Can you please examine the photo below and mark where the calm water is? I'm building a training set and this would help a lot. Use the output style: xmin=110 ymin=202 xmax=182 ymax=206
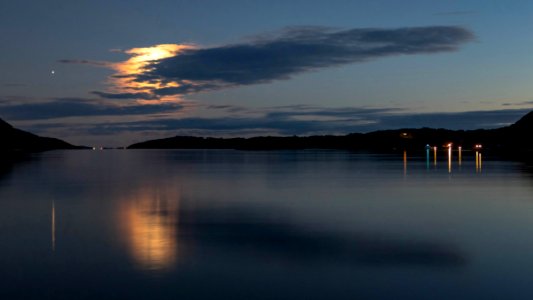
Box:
xmin=1 ymin=149 xmax=533 ymax=299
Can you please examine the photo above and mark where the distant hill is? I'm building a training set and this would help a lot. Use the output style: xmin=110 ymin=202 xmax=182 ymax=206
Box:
xmin=128 ymin=110 xmax=533 ymax=153
xmin=510 ymin=111 xmax=533 ymax=130
xmin=0 ymin=118 xmax=83 ymax=152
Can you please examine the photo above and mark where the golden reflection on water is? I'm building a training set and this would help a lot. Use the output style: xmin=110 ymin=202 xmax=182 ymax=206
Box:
xmin=458 ymin=147 xmax=462 ymax=166
xmin=476 ymin=151 xmax=483 ymax=173
xmin=447 ymin=147 xmax=452 ymax=173
xmin=119 ymin=189 xmax=179 ymax=272
xmin=403 ymin=150 xmax=407 ymax=176
xmin=433 ymin=147 xmax=437 ymax=167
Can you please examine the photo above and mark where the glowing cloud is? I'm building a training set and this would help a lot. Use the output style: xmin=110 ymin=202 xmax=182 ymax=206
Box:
xmin=67 ymin=26 xmax=473 ymax=101
xmin=110 ymin=44 xmax=194 ymax=101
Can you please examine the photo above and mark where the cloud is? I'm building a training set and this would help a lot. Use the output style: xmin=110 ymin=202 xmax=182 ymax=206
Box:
xmin=206 ymin=104 xmax=249 ymax=113
xmin=433 ymin=10 xmax=477 ymax=16
xmin=90 ymin=91 xmax=159 ymax=100
xmin=18 ymin=106 xmax=531 ymax=147
xmin=264 ymin=106 xmax=399 ymax=121
xmin=85 ymin=26 xmax=474 ymax=99
xmin=2 ymin=83 xmax=27 ymax=87
xmin=57 ymin=59 xmax=111 ymax=67
xmin=502 ymin=101 xmax=533 ymax=107
xmin=372 ymin=109 xmax=531 ymax=129
xmin=131 ymin=26 xmax=474 ymax=96
xmin=0 ymin=98 xmax=183 ymax=120
xmin=47 ymin=107 xmax=530 ymax=137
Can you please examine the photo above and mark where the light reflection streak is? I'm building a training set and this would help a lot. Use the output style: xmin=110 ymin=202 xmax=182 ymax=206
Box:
xmin=426 ymin=148 xmax=430 ymax=170
xmin=433 ymin=147 xmax=437 ymax=167
xmin=458 ymin=147 xmax=462 ymax=167
xmin=119 ymin=188 xmax=180 ymax=272
xmin=475 ymin=151 xmax=482 ymax=173
xmin=403 ymin=150 xmax=407 ymax=176
xmin=51 ymin=201 xmax=55 ymax=252
xmin=447 ymin=147 xmax=452 ymax=173
xmin=402 ymin=147 xmax=483 ymax=175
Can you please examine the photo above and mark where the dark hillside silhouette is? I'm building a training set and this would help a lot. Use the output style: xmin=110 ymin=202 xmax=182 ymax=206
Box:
xmin=128 ymin=111 xmax=533 ymax=153
xmin=0 ymin=118 xmax=83 ymax=153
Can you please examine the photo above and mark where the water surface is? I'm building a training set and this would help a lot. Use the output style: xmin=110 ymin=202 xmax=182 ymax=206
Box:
xmin=1 ymin=150 xmax=533 ymax=299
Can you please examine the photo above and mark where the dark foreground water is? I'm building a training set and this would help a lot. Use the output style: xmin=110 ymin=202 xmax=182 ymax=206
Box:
xmin=1 ymin=149 xmax=533 ymax=299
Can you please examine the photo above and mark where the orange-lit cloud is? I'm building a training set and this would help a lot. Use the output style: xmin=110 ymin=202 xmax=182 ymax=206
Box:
xmin=130 ymin=26 xmax=473 ymax=97
xmin=63 ymin=26 xmax=473 ymax=102
xmin=110 ymin=44 xmax=195 ymax=102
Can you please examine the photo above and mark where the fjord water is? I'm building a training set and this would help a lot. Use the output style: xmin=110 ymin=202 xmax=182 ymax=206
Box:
xmin=1 ymin=150 xmax=533 ymax=299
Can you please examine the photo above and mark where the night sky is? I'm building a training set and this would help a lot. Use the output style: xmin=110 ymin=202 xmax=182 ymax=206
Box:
xmin=1 ymin=0 xmax=533 ymax=146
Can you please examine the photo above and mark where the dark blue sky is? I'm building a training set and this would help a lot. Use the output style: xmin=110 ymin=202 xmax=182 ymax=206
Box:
xmin=1 ymin=0 xmax=532 ymax=146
